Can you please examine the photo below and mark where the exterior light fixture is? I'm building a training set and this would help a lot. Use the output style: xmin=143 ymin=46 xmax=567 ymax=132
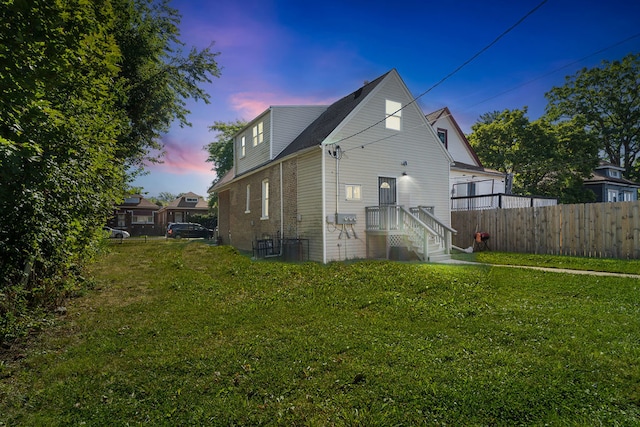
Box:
xmin=401 ymin=161 xmax=408 ymax=166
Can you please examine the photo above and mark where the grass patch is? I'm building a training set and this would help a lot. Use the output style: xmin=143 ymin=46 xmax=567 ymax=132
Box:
xmin=475 ymin=251 xmax=640 ymax=275
xmin=1 ymin=241 xmax=639 ymax=425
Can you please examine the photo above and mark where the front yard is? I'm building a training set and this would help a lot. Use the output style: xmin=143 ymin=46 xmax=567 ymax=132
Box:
xmin=1 ymin=240 xmax=639 ymax=425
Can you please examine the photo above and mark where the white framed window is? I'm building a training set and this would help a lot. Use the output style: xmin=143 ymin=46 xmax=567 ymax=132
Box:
xmin=622 ymin=191 xmax=633 ymax=201
xmin=345 ymin=184 xmax=361 ymax=201
xmin=261 ymin=179 xmax=269 ymax=219
xmin=437 ymin=128 xmax=448 ymax=148
xmin=240 ymin=136 xmax=246 ymax=157
xmin=132 ymin=214 xmax=154 ymax=224
xmin=186 ymin=197 xmax=198 ymax=203
xmin=607 ymin=189 xmax=618 ymax=202
xmin=385 ymin=100 xmax=402 ymax=131
xmin=245 ymin=184 xmax=251 ymax=213
xmin=253 ymin=122 xmax=263 ymax=146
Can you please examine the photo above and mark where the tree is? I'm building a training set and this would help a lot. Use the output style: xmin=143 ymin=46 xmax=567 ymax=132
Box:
xmin=204 ymin=120 xmax=247 ymax=210
xmin=1 ymin=0 xmax=125 ymax=338
xmin=468 ymin=108 xmax=598 ymax=203
xmin=545 ymin=53 xmax=640 ymax=181
xmin=111 ymin=0 xmax=222 ymax=170
xmin=0 ymin=0 xmax=222 ymax=341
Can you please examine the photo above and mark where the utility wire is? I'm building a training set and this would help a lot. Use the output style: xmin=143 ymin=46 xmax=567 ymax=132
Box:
xmin=329 ymin=0 xmax=549 ymax=146
xmin=466 ymin=32 xmax=640 ymax=109
xmin=345 ymin=31 xmax=640 ymax=154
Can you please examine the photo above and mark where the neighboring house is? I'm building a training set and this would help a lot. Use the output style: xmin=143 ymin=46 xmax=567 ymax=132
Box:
xmin=211 ymin=69 xmax=455 ymax=263
xmin=427 ymin=107 xmax=557 ymax=211
xmin=157 ymin=192 xmax=210 ymax=230
xmin=107 ymin=194 xmax=162 ymax=236
xmin=426 ymin=107 xmax=506 ymax=198
xmin=584 ymin=161 xmax=640 ymax=202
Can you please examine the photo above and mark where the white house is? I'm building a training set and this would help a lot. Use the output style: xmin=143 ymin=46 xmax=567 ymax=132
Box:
xmin=426 ymin=107 xmax=506 ymax=198
xmin=212 ymin=70 xmax=455 ymax=262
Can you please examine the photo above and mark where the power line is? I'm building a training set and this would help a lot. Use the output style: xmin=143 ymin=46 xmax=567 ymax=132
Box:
xmin=466 ymin=32 xmax=640 ymax=109
xmin=329 ymin=0 xmax=549 ymax=146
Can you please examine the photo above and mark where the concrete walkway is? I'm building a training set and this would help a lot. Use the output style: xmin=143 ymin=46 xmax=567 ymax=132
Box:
xmin=438 ymin=259 xmax=640 ymax=279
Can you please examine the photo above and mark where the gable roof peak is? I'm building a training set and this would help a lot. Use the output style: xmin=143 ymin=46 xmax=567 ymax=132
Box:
xmin=274 ymin=69 xmax=395 ymax=159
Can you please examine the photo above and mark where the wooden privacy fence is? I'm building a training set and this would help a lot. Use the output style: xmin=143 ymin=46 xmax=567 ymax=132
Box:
xmin=451 ymin=201 xmax=640 ymax=259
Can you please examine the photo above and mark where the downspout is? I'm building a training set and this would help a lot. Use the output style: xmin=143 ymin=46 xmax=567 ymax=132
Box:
xmin=279 ymin=161 xmax=284 ymax=256
xmin=322 ymin=145 xmax=327 ymax=264
xmin=265 ymin=161 xmax=284 ymax=258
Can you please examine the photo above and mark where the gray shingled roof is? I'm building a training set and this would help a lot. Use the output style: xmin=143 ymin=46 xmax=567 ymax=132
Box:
xmin=275 ymin=70 xmax=391 ymax=160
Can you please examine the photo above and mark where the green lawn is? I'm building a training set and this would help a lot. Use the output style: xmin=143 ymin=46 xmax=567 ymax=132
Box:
xmin=1 ymin=241 xmax=639 ymax=425
xmin=473 ymin=251 xmax=640 ymax=275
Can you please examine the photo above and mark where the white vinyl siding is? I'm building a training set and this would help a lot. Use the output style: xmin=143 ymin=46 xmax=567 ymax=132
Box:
xmin=322 ymin=72 xmax=451 ymax=261
xmin=432 ymin=115 xmax=478 ymax=166
xmin=297 ymin=151 xmax=324 ymax=262
xmin=237 ymin=112 xmax=271 ymax=174
xmin=270 ymin=106 xmax=327 ymax=158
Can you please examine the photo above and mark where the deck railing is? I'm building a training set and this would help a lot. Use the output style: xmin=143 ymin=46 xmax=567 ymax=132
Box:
xmin=451 ymin=193 xmax=557 ymax=211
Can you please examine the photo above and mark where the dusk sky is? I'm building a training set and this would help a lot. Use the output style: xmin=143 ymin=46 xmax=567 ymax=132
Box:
xmin=132 ymin=0 xmax=640 ymax=199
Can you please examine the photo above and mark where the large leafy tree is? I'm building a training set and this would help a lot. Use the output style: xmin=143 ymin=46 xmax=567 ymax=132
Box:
xmin=0 ymin=0 xmax=125 ymax=336
xmin=468 ymin=108 xmax=598 ymax=203
xmin=205 ymin=120 xmax=247 ymax=210
xmin=112 ymin=0 xmax=221 ymax=170
xmin=545 ymin=53 xmax=640 ymax=181
xmin=0 ymin=0 xmax=221 ymax=341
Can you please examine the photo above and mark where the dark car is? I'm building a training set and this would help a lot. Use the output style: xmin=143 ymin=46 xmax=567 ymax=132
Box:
xmin=166 ymin=222 xmax=214 ymax=239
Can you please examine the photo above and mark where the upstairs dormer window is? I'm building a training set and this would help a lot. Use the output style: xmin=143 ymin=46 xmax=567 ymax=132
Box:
xmin=124 ymin=197 xmax=140 ymax=204
xmin=437 ymin=128 xmax=448 ymax=148
xmin=253 ymin=122 xmax=263 ymax=146
xmin=608 ymin=169 xmax=621 ymax=178
xmin=185 ymin=197 xmax=199 ymax=203
xmin=385 ymin=100 xmax=402 ymax=131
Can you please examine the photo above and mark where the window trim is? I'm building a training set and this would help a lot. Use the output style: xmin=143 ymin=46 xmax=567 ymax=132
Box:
xmin=245 ymin=184 xmax=251 ymax=213
xmin=437 ymin=128 xmax=448 ymax=148
xmin=132 ymin=214 xmax=154 ymax=224
xmin=261 ymin=179 xmax=269 ymax=219
xmin=385 ymin=100 xmax=402 ymax=131
xmin=345 ymin=184 xmax=362 ymax=201
xmin=253 ymin=122 xmax=264 ymax=146
xmin=240 ymin=135 xmax=246 ymax=158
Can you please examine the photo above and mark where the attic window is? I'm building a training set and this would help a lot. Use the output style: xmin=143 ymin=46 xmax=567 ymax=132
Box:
xmin=253 ymin=122 xmax=264 ymax=146
xmin=609 ymin=169 xmax=621 ymax=178
xmin=186 ymin=197 xmax=198 ymax=203
xmin=385 ymin=100 xmax=402 ymax=131
xmin=124 ymin=197 xmax=140 ymax=204
xmin=437 ymin=128 xmax=448 ymax=148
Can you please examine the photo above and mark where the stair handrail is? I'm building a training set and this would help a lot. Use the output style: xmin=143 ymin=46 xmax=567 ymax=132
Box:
xmin=397 ymin=206 xmax=428 ymax=260
xmin=409 ymin=206 xmax=457 ymax=255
